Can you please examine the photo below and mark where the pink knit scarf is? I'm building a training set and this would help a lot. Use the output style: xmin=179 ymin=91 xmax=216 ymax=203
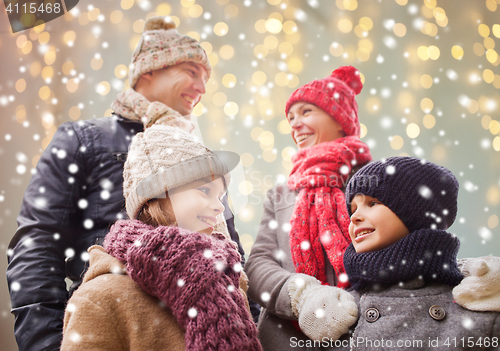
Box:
xmin=287 ymin=136 xmax=372 ymax=288
xmin=104 ymin=219 xmax=262 ymax=351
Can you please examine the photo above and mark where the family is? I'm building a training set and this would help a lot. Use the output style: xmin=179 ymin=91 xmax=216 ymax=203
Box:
xmin=7 ymin=16 xmax=500 ymax=351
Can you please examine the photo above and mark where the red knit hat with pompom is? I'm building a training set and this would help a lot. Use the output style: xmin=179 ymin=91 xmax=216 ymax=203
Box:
xmin=285 ymin=66 xmax=363 ymax=137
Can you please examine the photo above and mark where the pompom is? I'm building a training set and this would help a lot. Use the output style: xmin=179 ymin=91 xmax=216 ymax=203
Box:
xmin=331 ymin=66 xmax=363 ymax=95
xmin=143 ymin=16 xmax=176 ymax=32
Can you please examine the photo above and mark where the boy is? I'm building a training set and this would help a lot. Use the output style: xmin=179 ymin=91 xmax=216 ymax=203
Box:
xmin=343 ymin=157 xmax=500 ymax=350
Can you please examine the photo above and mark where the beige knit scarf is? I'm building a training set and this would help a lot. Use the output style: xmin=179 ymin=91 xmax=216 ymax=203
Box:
xmin=111 ymin=88 xmax=195 ymax=134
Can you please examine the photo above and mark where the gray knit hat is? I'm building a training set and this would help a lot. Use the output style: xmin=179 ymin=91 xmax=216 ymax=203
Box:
xmin=345 ymin=157 xmax=459 ymax=232
xmin=124 ymin=125 xmax=236 ymax=219
xmin=129 ymin=16 xmax=211 ymax=89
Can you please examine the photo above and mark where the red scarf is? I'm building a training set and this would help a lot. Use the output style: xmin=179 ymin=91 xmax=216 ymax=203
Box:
xmin=287 ymin=136 xmax=372 ymax=288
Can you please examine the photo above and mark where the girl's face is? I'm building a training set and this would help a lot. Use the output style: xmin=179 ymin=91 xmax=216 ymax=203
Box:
xmin=287 ymin=102 xmax=346 ymax=149
xmin=165 ymin=176 xmax=226 ymax=235
xmin=348 ymin=194 xmax=409 ymax=253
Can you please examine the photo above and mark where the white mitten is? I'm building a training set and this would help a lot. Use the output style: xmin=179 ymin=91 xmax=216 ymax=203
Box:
xmin=288 ymin=274 xmax=358 ymax=341
xmin=453 ymin=255 xmax=500 ymax=311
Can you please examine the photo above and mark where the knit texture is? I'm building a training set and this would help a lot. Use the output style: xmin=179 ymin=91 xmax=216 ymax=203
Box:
xmin=129 ymin=16 xmax=211 ymax=88
xmin=345 ymin=156 xmax=459 ymax=232
xmin=285 ymin=66 xmax=363 ymax=137
xmin=343 ymin=228 xmax=463 ymax=291
xmin=111 ymin=88 xmax=196 ymax=131
xmin=288 ymin=274 xmax=358 ymax=341
xmin=453 ymin=255 xmax=500 ymax=311
xmin=104 ymin=220 xmax=262 ymax=351
xmin=287 ymin=136 xmax=372 ymax=288
xmin=123 ymin=125 xmax=230 ymax=219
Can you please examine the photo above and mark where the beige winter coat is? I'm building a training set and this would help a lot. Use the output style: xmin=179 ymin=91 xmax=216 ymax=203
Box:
xmin=62 ymin=244 xmax=250 ymax=351
xmin=61 ymin=245 xmax=185 ymax=350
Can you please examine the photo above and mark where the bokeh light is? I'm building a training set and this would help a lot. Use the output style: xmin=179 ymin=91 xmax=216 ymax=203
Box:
xmin=1 ymin=5 xmax=500 ymax=347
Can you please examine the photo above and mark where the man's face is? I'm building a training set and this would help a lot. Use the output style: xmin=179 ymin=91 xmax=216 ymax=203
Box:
xmin=146 ymin=62 xmax=208 ymax=116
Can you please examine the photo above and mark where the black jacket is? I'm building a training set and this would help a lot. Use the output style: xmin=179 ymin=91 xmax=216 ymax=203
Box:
xmin=6 ymin=115 xmax=253 ymax=351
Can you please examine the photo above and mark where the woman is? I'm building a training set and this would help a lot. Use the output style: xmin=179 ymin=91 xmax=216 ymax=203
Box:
xmin=61 ymin=121 xmax=262 ymax=351
xmin=246 ymin=66 xmax=370 ymax=350
xmin=246 ymin=66 xmax=500 ymax=351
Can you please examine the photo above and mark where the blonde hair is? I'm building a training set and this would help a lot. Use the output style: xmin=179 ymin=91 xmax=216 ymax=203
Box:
xmin=137 ymin=195 xmax=176 ymax=227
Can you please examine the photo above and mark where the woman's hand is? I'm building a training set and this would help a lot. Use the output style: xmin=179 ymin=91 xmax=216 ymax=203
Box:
xmin=288 ymin=274 xmax=358 ymax=341
xmin=453 ymin=255 xmax=500 ymax=311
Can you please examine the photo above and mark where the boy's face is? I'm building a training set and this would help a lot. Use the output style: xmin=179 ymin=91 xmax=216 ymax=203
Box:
xmin=165 ymin=176 xmax=226 ymax=236
xmin=287 ymin=102 xmax=345 ymax=149
xmin=349 ymin=194 xmax=410 ymax=253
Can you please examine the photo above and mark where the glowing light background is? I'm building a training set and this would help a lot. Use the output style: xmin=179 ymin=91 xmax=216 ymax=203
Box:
xmin=1 ymin=0 xmax=499 ymax=348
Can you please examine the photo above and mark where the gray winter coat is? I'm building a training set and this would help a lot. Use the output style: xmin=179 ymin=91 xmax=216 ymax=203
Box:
xmin=346 ymin=280 xmax=500 ymax=351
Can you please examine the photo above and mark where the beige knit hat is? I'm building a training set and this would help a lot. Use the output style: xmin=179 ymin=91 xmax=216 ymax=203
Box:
xmin=124 ymin=125 xmax=236 ymax=220
xmin=129 ymin=16 xmax=211 ymax=89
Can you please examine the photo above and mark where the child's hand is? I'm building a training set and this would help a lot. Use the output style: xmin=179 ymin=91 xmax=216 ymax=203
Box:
xmin=453 ymin=255 xmax=500 ymax=311
xmin=288 ymin=274 xmax=358 ymax=341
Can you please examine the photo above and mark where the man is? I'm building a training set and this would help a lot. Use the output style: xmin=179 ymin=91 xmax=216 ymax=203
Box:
xmin=7 ymin=17 xmax=251 ymax=351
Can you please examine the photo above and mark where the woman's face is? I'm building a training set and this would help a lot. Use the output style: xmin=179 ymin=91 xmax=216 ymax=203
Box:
xmin=287 ymin=102 xmax=346 ymax=149
xmin=165 ymin=176 xmax=226 ymax=235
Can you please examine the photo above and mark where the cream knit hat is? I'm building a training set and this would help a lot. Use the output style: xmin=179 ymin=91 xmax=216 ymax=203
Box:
xmin=124 ymin=125 xmax=233 ymax=220
xmin=129 ymin=16 xmax=211 ymax=89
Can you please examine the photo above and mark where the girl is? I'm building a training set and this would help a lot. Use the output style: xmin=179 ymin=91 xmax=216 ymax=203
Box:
xmin=61 ymin=124 xmax=262 ymax=351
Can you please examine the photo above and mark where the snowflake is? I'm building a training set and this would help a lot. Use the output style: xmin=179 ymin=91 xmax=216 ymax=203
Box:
xmin=320 ymin=231 xmax=332 ymax=245
xmin=419 ymin=185 xmax=432 ymax=199
xmin=78 ymin=199 xmax=88 ymax=209
xmin=34 ymin=197 xmax=47 ymax=208
xmin=315 ymin=308 xmax=325 ymax=318
xmin=268 ymin=220 xmax=278 ymax=229
xmin=478 ymin=227 xmax=492 ymax=241
xmin=188 ymin=308 xmax=197 ymax=318
xmin=83 ymin=219 xmax=94 ymax=229
xmin=338 ymin=273 xmax=348 ymax=283
xmin=214 ymin=260 xmax=226 ymax=271
xmin=66 ymin=303 xmax=77 ymax=313
xmin=57 ymin=149 xmax=67 ymax=159
xmin=11 ymin=282 xmax=21 ymax=292
xmin=100 ymin=178 xmax=113 ymax=190
xmin=461 ymin=317 xmax=474 ymax=330
xmin=100 ymin=190 xmax=110 ymax=200
xmin=463 ymin=181 xmax=477 ymax=192
xmin=69 ymin=332 xmax=82 ymax=343
xmin=111 ymin=264 xmax=124 ymax=274
xmin=233 ymin=263 xmax=242 ymax=273
xmin=65 ymin=248 xmax=75 ymax=258
xmin=300 ymin=240 xmax=310 ymax=251
xmin=261 ymin=292 xmax=271 ymax=302
xmin=22 ymin=237 xmax=34 ymax=247
xmin=386 ymin=165 xmax=396 ymax=175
